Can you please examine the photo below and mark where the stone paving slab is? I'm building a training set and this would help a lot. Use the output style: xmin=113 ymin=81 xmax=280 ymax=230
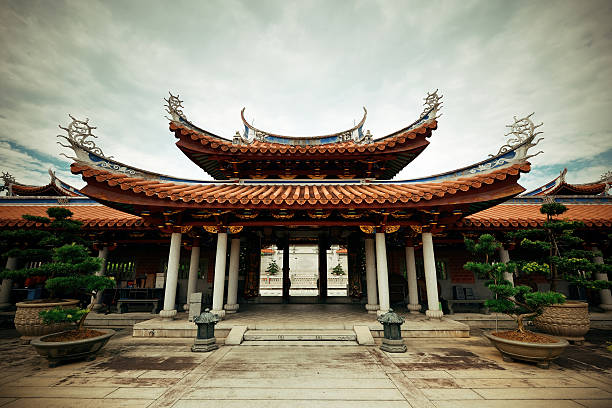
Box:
xmin=0 ymin=327 xmax=611 ymax=408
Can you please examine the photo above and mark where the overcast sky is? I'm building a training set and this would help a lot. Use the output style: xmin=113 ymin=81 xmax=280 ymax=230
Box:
xmin=1 ymin=0 xmax=611 ymax=192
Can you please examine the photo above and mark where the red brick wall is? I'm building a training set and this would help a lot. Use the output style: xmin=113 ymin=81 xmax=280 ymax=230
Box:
xmin=438 ymin=248 xmax=475 ymax=284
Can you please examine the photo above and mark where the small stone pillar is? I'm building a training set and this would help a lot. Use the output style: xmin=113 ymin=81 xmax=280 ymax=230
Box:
xmin=593 ymin=249 xmax=612 ymax=311
xmin=184 ymin=244 xmax=200 ymax=311
xmin=0 ymin=257 xmax=17 ymax=311
xmin=211 ymin=232 xmax=228 ymax=319
xmin=160 ymin=232 xmax=182 ymax=320
xmin=375 ymin=232 xmax=390 ymax=315
xmin=364 ymin=238 xmax=379 ymax=313
xmin=224 ymin=238 xmax=241 ymax=313
xmin=422 ymin=232 xmax=443 ymax=319
xmin=498 ymin=247 xmax=514 ymax=286
xmin=405 ymin=246 xmax=420 ymax=313
xmin=377 ymin=309 xmax=407 ymax=353
xmin=92 ymin=247 xmax=109 ymax=312
xmin=191 ymin=309 xmax=220 ymax=352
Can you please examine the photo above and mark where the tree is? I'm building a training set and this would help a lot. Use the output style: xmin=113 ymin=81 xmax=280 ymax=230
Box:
xmin=265 ymin=259 xmax=280 ymax=276
xmin=331 ymin=263 xmax=345 ymax=276
xmin=0 ymin=207 xmax=114 ymax=330
xmin=505 ymin=202 xmax=611 ymax=293
xmin=464 ymin=234 xmax=565 ymax=332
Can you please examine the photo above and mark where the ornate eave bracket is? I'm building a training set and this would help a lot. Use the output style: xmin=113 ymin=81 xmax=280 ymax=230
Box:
xmin=491 ymin=113 xmax=544 ymax=162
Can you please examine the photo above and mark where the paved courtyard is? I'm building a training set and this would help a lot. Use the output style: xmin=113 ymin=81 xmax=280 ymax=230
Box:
xmin=0 ymin=327 xmax=611 ymax=408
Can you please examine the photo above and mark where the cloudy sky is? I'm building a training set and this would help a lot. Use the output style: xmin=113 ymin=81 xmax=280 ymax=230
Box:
xmin=1 ymin=0 xmax=611 ymax=192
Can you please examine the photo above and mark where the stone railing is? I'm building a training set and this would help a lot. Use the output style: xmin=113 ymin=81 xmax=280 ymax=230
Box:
xmin=259 ymin=275 xmax=348 ymax=289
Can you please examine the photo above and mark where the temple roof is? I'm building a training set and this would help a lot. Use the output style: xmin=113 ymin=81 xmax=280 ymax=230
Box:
xmin=1 ymin=170 xmax=83 ymax=197
xmin=460 ymin=196 xmax=612 ymax=229
xmin=522 ymin=168 xmax=611 ymax=196
xmin=166 ymin=91 xmax=443 ymax=179
xmin=0 ymin=197 xmax=149 ymax=229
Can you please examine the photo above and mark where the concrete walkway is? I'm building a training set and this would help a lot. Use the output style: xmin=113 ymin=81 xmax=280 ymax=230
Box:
xmin=0 ymin=328 xmax=611 ymax=407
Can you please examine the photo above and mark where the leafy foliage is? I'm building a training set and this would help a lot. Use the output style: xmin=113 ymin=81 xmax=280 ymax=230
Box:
xmin=464 ymin=234 xmax=566 ymax=332
xmin=0 ymin=207 xmax=114 ymax=329
xmin=265 ymin=259 xmax=280 ymax=275
xmin=331 ymin=263 xmax=346 ymax=276
xmin=38 ymin=307 xmax=87 ymax=324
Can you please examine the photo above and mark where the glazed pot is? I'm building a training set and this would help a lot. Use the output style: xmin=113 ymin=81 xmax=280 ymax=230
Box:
xmin=30 ymin=328 xmax=115 ymax=367
xmin=14 ymin=299 xmax=79 ymax=344
xmin=484 ymin=330 xmax=569 ymax=369
xmin=534 ymin=301 xmax=590 ymax=344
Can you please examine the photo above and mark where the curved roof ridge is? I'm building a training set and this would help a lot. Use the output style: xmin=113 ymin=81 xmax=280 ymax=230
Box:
xmin=523 ymin=168 xmax=610 ymax=196
xmin=397 ymin=113 xmax=543 ymax=184
xmin=240 ymin=107 xmax=367 ymax=143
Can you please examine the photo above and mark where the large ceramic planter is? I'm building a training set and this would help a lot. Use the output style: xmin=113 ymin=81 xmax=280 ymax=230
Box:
xmin=14 ymin=299 xmax=79 ymax=343
xmin=484 ymin=331 xmax=569 ymax=369
xmin=534 ymin=301 xmax=590 ymax=344
xmin=31 ymin=328 xmax=115 ymax=367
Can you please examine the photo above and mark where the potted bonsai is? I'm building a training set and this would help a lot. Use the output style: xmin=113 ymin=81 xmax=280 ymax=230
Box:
xmin=0 ymin=207 xmax=115 ymax=349
xmin=464 ymin=234 xmax=568 ymax=368
xmin=505 ymin=202 xmax=612 ymax=343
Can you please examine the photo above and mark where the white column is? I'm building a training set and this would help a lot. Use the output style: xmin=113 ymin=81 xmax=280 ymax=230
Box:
xmin=211 ymin=232 xmax=228 ymax=319
xmin=375 ymin=232 xmax=390 ymax=315
xmin=92 ymin=247 xmax=109 ymax=311
xmin=364 ymin=238 xmax=379 ymax=313
xmin=184 ymin=245 xmax=200 ymax=311
xmin=0 ymin=257 xmax=17 ymax=311
xmin=224 ymin=238 xmax=241 ymax=313
xmin=405 ymin=246 xmax=420 ymax=313
xmin=498 ymin=247 xmax=514 ymax=286
xmin=160 ymin=232 xmax=182 ymax=320
xmin=594 ymin=249 xmax=612 ymax=311
xmin=422 ymin=232 xmax=443 ymax=319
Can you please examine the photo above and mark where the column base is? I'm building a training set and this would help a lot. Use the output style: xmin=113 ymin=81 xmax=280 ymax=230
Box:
xmin=91 ymin=303 xmax=104 ymax=312
xmin=600 ymin=304 xmax=612 ymax=311
xmin=407 ymin=303 xmax=421 ymax=314
xmin=426 ymin=309 xmax=443 ymax=319
xmin=365 ymin=304 xmax=379 ymax=314
xmin=224 ymin=303 xmax=239 ymax=314
xmin=159 ymin=309 xmax=177 ymax=321
xmin=376 ymin=309 xmax=390 ymax=317
xmin=183 ymin=304 xmax=190 ymax=311
xmin=210 ymin=309 xmax=226 ymax=319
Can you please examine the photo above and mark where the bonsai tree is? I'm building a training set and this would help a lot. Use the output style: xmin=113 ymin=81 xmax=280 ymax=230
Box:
xmin=265 ymin=259 xmax=280 ymax=276
xmin=0 ymin=207 xmax=114 ymax=330
xmin=505 ymin=202 xmax=611 ymax=294
xmin=464 ymin=234 xmax=565 ymax=333
xmin=331 ymin=263 xmax=346 ymax=276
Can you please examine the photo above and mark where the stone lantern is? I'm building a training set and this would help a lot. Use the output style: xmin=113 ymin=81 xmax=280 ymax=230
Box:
xmin=191 ymin=309 xmax=220 ymax=352
xmin=377 ymin=309 xmax=407 ymax=353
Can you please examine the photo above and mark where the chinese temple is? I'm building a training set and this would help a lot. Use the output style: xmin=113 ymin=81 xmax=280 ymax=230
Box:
xmin=1 ymin=91 xmax=611 ymax=321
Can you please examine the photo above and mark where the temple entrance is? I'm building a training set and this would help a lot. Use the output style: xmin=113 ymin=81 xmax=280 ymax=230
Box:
xmin=259 ymin=244 xmax=348 ymax=301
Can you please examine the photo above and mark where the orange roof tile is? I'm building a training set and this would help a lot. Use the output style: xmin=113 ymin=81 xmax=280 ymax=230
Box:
xmin=0 ymin=205 xmax=149 ymax=229
xmin=71 ymin=162 xmax=530 ymax=209
xmin=462 ymin=204 xmax=612 ymax=228
xmin=170 ymin=119 xmax=437 ymax=155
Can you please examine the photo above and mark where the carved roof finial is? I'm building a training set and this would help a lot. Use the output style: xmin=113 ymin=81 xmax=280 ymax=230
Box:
xmin=490 ymin=113 xmax=544 ymax=160
xmin=165 ymin=92 xmax=186 ymax=122
xmin=57 ymin=115 xmax=112 ymax=160
xmin=421 ymin=89 xmax=443 ymax=120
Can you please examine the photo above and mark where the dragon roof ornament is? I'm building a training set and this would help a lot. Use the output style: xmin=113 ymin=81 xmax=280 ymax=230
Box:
xmin=490 ymin=113 xmax=543 ymax=160
xmin=164 ymin=92 xmax=186 ymax=122
xmin=421 ymin=89 xmax=443 ymax=120
xmin=57 ymin=115 xmax=112 ymax=161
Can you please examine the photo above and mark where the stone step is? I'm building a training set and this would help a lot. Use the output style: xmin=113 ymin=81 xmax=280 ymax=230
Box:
xmin=241 ymin=340 xmax=359 ymax=346
xmin=243 ymin=330 xmax=357 ymax=342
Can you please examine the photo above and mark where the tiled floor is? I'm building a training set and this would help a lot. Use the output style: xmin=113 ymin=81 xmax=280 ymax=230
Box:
xmin=0 ymin=328 xmax=611 ymax=407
